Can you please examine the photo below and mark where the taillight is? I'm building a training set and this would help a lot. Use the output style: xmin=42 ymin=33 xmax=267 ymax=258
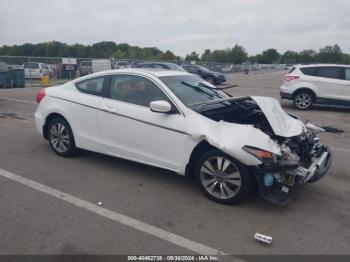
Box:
xmin=284 ymin=75 xmax=300 ymax=81
xmin=36 ymin=89 xmax=46 ymax=103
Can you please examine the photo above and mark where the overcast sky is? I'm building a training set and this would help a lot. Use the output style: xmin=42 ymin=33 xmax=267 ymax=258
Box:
xmin=1 ymin=0 xmax=349 ymax=56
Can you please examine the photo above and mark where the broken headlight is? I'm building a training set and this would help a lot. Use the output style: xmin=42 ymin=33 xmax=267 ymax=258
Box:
xmin=243 ymin=146 xmax=277 ymax=163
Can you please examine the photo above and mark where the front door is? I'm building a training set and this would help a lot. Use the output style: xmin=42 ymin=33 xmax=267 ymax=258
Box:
xmin=98 ymin=74 xmax=189 ymax=172
xmin=315 ymin=66 xmax=343 ymax=101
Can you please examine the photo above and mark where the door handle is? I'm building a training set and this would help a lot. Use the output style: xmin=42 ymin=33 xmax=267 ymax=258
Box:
xmin=101 ymin=105 xmax=116 ymax=113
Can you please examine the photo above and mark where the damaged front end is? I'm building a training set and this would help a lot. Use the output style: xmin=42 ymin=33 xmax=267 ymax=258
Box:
xmin=248 ymin=131 xmax=332 ymax=205
xmin=194 ymin=96 xmax=332 ymax=205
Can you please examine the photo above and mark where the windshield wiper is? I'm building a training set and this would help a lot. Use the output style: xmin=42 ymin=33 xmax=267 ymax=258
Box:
xmin=181 ymin=81 xmax=238 ymax=92
xmin=180 ymin=81 xmax=219 ymax=99
xmin=197 ymin=82 xmax=238 ymax=90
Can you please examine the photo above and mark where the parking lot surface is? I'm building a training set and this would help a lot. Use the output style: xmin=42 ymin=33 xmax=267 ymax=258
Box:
xmin=0 ymin=71 xmax=350 ymax=257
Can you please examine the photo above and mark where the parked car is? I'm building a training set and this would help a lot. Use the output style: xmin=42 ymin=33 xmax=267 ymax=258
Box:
xmin=280 ymin=64 xmax=350 ymax=110
xmin=135 ymin=62 xmax=186 ymax=72
xmin=182 ymin=64 xmax=226 ymax=85
xmin=22 ymin=62 xmax=51 ymax=79
xmin=113 ymin=60 xmax=131 ymax=69
xmin=34 ymin=69 xmax=332 ymax=205
xmin=47 ymin=64 xmax=55 ymax=78
xmin=78 ymin=60 xmax=93 ymax=76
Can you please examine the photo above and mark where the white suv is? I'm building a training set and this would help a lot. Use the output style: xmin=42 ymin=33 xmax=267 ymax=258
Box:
xmin=280 ymin=64 xmax=350 ymax=110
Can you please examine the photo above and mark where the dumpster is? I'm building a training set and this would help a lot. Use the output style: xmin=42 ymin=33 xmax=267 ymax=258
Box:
xmin=0 ymin=61 xmax=25 ymax=88
xmin=0 ymin=71 xmax=12 ymax=88
xmin=11 ymin=69 xmax=25 ymax=88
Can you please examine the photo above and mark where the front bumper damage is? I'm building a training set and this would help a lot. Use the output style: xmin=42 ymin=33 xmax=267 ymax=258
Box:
xmin=250 ymin=145 xmax=332 ymax=205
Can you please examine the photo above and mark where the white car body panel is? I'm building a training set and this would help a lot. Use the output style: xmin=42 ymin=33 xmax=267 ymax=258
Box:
xmin=40 ymin=84 xmax=105 ymax=153
xmin=35 ymin=69 xmax=311 ymax=176
xmin=98 ymin=98 xmax=191 ymax=173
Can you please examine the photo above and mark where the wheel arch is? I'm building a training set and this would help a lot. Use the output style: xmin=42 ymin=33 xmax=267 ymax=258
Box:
xmin=185 ymin=140 xmax=216 ymax=178
xmin=43 ymin=112 xmax=72 ymax=140
xmin=292 ymin=87 xmax=317 ymax=100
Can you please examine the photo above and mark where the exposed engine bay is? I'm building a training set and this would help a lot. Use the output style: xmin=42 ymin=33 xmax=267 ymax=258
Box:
xmin=194 ymin=96 xmax=332 ymax=205
xmin=197 ymin=97 xmax=276 ymax=137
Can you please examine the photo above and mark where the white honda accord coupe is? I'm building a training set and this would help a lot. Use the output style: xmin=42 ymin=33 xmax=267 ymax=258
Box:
xmin=34 ymin=69 xmax=332 ymax=205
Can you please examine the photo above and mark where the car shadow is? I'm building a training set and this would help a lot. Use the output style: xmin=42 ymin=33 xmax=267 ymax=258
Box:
xmin=281 ymin=101 xmax=350 ymax=113
xmin=78 ymin=148 xmax=192 ymax=186
xmin=75 ymin=149 xmax=293 ymax=212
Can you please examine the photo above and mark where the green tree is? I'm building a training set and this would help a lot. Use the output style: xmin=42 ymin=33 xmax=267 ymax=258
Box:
xmin=210 ymin=50 xmax=228 ymax=62
xmin=298 ymin=49 xmax=317 ymax=63
xmin=229 ymin=44 xmax=248 ymax=64
xmin=261 ymin=49 xmax=280 ymax=64
xmin=112 ymin=49 xmax=128 ymax=59
xmin=341 ymin=53 xmax=350 ymax=64
xmin=281 ymin=50 xmax=299 ymax=64
xmin=161 ymin=50 xmax=176 ymax=60
xmin=317 ymin=45 xmax=342 ymax=63
xmin=185 ymin=51 xmax=200 ymax=61
xmin=89 ymin=41 xmax=117 ymax=58
xmin=201 ymin=49 xmax=212 ymax=61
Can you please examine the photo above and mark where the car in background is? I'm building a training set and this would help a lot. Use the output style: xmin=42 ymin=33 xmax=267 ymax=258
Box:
xmin=113 ymin=60 xmax=131 ymax=69
xmin=34 ymin=68 xmax=331 ymax=205
xmin=135 ymin=62 xmax=186 ymax=72
xmin=78 ymin=60 xmax=93 ymax=76
xmin=47 ymin=64 xmax=55 ymax=78
xmin=22 ymin=62 xmax=51 ymax=79
xmin=280 ymin=64 xmax=350 ymax=110
xmin=285 ymin=64 xmax=294 ymax=71
xmin=182 ymin=64 xmax=226 ymax=85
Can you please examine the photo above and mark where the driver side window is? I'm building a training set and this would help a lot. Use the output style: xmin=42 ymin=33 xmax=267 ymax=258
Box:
xmin=109 ymin=75 xmax=169 ymax=107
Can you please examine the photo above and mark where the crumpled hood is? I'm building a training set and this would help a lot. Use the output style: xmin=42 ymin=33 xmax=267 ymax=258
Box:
xmin=250 ymin=96 xmax=305 ymax=137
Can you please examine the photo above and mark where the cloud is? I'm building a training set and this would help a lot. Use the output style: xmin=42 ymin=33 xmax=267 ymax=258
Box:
xmin=0 ymin=0 xmax=349 ymax=56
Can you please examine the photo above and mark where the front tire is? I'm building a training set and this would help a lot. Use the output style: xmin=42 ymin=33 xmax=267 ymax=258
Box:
xmin=195 ymin=149 xmax=253 ymax=204
xmin=47 ymin=118 xmax=76 ymax=157
xmin=293 ymin=91 xmax=314 ymax=110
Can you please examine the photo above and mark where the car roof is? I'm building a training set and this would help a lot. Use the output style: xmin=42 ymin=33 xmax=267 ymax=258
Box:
xmin=296 ymin=64 xmax=350 ymax=68
xmin=72 ymin=68 xmax=192 ymax=82
xmin=138 ymin=62 xmax=178 ymax=66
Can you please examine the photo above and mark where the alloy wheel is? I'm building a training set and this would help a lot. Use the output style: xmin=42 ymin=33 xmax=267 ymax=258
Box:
xmin=295 ymin=93 xmax=312 ymax=109
xmin=49 ymin=122 xmax=70 ymax=153
xmin=200 ymin=156 xmax=242 ymax=200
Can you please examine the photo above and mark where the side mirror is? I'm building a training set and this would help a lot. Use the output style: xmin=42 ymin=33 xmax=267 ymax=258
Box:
xmin=150 ymin=100 xmax=173 ymax=113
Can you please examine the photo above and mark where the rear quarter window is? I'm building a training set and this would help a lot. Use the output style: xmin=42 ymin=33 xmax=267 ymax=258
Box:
xmin=300 ymin=67 xmax=317 ymax=76
xmin=75 ymin=76 xmax=107 ymax=96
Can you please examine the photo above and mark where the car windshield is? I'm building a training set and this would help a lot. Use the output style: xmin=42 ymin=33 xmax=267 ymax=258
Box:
xmin=166 ymin=64 xmax=186 ymax=72
xmin=197 ymin=65 xmax=210 ymax=72
xmin=160 ymin=75 xmax=228 ymax=106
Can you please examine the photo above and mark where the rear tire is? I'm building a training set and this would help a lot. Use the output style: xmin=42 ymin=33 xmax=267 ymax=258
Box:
xmin=47 ymin=117 xmax=76 ymax=157
xmin=195 ymin=149 xmax=253 ymax=204
xmin=293 ymin=91 xmax=314 ymax=110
